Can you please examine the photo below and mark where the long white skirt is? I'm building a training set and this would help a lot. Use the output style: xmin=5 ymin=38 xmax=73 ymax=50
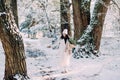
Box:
xmin=61 ymin=50 xmax=71 ymax=67
xmin=59 ymin=40 xmax=73 ymax=71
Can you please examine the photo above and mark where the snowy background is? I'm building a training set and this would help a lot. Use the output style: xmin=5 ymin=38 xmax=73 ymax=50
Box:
xmin=0 ymin=0 xmax=120 ymax=80
xmin=0 ymin=36 xmax=120 ymax=80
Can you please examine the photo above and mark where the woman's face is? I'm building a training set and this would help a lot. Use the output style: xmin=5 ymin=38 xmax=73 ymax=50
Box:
xmin=62 ymin=29 xmax=68 ymax=37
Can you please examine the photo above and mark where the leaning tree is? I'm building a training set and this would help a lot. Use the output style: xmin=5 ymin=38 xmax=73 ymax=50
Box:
xmin=0 ymin=0 xmax=28 ymax=80
xmin=73 ymin=0 xmax=111 ymax=58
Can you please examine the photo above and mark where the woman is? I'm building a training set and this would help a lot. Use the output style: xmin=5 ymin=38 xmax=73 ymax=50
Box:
xmin=60 ymin=29 xmax=75 ymax=73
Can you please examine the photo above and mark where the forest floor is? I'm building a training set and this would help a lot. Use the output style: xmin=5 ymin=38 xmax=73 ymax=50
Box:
xmin=0 ymin=36 xmax=120 ymax=80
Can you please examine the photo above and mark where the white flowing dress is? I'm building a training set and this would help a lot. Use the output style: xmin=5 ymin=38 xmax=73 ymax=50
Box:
xmin=60 ymin=40 xmax=72 ymax=68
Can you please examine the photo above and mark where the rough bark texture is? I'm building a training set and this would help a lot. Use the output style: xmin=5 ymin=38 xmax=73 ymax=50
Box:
xmin=60 ymin=0 xmax=71 ymax=35
xmin=72 ymin=0 xmax=83 ymax=40
xmin=80 ymin=0 xmax=91 ymax=27
xmin=92 ymin=0 xmax=111 ymax=50
xmin=11 ymin=0 xmax=19 ymax=27
xmin=72 ymin=0 xmax=91 ymax=41
xmin=73 ymin=0 xmax=111 ymax=58
xmin=0 ymin=0 xmax=28 ymax=80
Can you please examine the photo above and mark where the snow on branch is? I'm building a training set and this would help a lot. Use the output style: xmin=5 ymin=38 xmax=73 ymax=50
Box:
xmin=0 ymin=12 xmax=6 ymax=16
xmin=77 ymin=0 xmax=101 ymax=44
xmin=73 ymin=0 xmax=102 ymax=58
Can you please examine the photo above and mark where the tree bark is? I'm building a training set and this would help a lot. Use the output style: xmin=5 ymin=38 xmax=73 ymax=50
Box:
xmin=78 ymin=0 xmax=111 ymax=48
xmin=92 ymin=0 xmax=111 ymax=50
xmin=73 ymin=0 xmax=111 ymax=58
xmin=72 ymin=0 xmax=91 ymax=40
xmin=11 ymin=0 xmax=19 ymax=27
xmin=72 ymin=0 xmax=83 ymax=40
xmin=0 ymin=0 xmax=28 ymax=79
xmin=60 ymin=0 xmax=71 ymax=35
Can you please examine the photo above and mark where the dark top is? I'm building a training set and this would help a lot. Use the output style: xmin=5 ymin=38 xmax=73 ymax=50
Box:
xmin=60 ymin=34 xmax=69 ymax=44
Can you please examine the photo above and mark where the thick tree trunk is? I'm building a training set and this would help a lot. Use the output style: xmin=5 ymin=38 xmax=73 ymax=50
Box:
xmin=72 ymin=0 xmax=83 ymax=40
xmin=92 ymin=0 xmax=111 ymax=50
xmin=72 ymin=0 xmax=91 ymax=40
xmin=60 ymin=0 xmax=71 ymax=35
xmin=0 ymin=0 xmax=28 ymax=80
xmin=73 ymin=0 xmax=111 ymax=58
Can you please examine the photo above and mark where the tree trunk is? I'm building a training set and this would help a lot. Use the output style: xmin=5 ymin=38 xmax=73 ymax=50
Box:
xmin=72 ymin=0 xmax=91 ymax=40
xmin=72 ymin=0 xmax=83 ymax=40
xmin=0 ymin=0 xmax=28 ymax=79
xmin=92 ymin=0 xmax=111 ymax=51
xmin=73 ymin=0 xmax=111 ymax=58
xmin=60 ymin=0 xmax=71 ymax=35
xmin=11 ymin=0 xmax=19 ymax=27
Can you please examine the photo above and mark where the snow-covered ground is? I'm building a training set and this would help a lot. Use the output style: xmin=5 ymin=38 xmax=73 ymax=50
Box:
xmin=0 ymin=36 xmax=120 ymax=80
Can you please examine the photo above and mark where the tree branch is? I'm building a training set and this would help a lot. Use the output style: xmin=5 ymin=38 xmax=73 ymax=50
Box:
xmin=111 ymin=0 xmax=120 ymax=13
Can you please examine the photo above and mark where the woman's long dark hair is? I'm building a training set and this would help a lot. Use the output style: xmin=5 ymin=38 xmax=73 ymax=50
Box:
xmin=61 ymin=34 xmax=69 ymax=44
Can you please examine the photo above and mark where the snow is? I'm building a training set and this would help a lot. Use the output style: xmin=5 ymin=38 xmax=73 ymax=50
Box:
xmin=0 ymin=0 xmax=120 ymax=80
xmin=0 ymin=12 xmax=6 ymax=16
xmin=0 ymin=36 xmax=120 ymax=80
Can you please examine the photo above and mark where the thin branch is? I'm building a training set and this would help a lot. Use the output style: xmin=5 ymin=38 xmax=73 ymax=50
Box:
xmin=111 ymin=0 xmax=120 ymax=13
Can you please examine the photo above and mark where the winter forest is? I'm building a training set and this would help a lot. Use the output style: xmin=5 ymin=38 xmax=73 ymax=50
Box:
xmin=0 ymin=0 xmax=120 ymax=80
